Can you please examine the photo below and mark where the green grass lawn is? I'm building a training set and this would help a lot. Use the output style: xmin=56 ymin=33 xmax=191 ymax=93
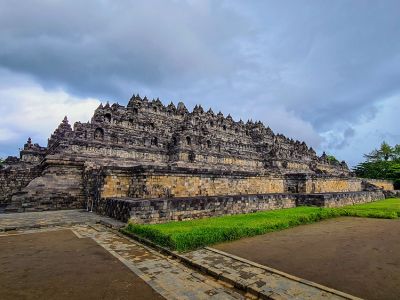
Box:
xmin=123 ymin=198 xmax=400 ymax=252
xmin=337 ymin=197 xmax=400 ymax=219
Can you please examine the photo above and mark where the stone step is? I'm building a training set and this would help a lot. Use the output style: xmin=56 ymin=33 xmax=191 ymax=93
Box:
xmin=3 ymin=207 xmax=22 ymax=213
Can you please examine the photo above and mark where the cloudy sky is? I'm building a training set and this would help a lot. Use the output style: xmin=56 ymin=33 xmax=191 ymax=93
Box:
xmin=0 ymin=0 xmax=399 ymax=166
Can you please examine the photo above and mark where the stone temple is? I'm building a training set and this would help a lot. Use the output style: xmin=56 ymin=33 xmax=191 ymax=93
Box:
xmin=0 ymin=95 xmax=393 ymax=222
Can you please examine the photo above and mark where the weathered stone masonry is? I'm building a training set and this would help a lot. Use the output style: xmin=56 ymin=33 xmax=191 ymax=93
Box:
xmin=97 ymin=166 xmax=363 ymax=200
xmin=364 ymin=179 xmax=394 ymax=191
xmin=0 ymin=162 xmax=41 ymax=212
xmin=95 ymin=191 xmax=385 ymax=224
xmin=0 ymin=94 xmax=394 ymax=220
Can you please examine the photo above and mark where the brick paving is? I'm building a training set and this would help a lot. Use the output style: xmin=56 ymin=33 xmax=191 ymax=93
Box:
xmin=182 ymin=248 xmax=358 ymax=300
xmin=0 ymin=229 xmax=163 ymax=300
xmin=72 ymin=224 xmax=248 ymax=299
xmin=0 ymin=210 xmax=359 ymax=299
xmin=0 ymin=210 xmax=248 ymax=300
xmin=0 ymin=209 xmax=123 ymax=231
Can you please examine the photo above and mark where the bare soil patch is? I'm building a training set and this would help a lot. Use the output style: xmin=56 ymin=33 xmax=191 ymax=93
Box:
xmin=214 ymin=217 xmax=400 ymax=300
xmin=0 ymin=229 xmax=163 ymax=300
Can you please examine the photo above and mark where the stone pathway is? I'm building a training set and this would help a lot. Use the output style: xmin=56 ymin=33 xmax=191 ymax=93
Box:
xmin=0 ymin=210 xmax=360 ymax=299
xmin=0 ymin=209 xmax=123 ymax=231
xmin=0 ymin=216 xmax=248 ymax=300
xmin=181 ymin=248 xmax=359 ymax=300
xmin=72 ymin=224 xmax=248 ymax=300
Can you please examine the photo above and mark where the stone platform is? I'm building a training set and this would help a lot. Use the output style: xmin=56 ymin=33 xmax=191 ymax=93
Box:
xmin=96 ymin=190 xmax=385 ymax=223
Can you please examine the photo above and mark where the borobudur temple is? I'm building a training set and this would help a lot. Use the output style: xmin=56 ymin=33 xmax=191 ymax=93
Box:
xmin=0 ymin=94 xmax=394 ymax=222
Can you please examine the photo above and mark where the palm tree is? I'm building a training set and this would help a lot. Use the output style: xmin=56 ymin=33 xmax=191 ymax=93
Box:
xmin=364 ymin=141 xmax=393 ymax=162
xmin=393 ymin=144 xmax=400 ymax=161
xmin=380 ymin=141 xmax=393 ymax=161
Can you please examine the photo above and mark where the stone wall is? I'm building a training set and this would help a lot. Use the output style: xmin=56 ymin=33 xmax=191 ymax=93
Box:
xmin=101 ymin=174 xmax=131 ymax=198
xmin=0 ymin=165 xmax=41 ymax=211
xmin=96 ymin=194 xmax=297 ymax=224
xmin=284 ymin=174 xmax=362 ymax=194
xmin=383 ymin=190 xmax=400 ymax=198
xmin=95 ymin=190 xmax=385 ymax=224
xmin=96 ymin=166 xmax=286 ymax=199
xmin=177 ymin=152 xmax=264 ymax=170
xmin=7 ymin=163 xmax=86 ymax=212
xmin=364 ymin=179 xmax=394 ymax=191
xmin=70 ymin=144 xmax=170 ymax=164
xmin=296 ymin=190 xmax=385 ymax=208
xmin=100 ymin=171 xmax=286 ymax=199
xmin=98 ymin=167 xmax=364 ymax=200
xmin=130 ymin=174 xmax=285 ymax=198
xmin=305 ymin=177 xmax=362 ymax=193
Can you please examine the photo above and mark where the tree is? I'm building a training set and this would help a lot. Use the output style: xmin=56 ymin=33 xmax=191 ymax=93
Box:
xmin=364 ymin=141 xmax=393 ymax=162
xmin=380 ymin=141 xmax=393 ymax=161
xmin=393 ymin=144 xmax=400 ymax=161
xmin=326 ymin=155 xmax=339 ymax=164
xmin=355 ymin=142 xmax=400 ymax=189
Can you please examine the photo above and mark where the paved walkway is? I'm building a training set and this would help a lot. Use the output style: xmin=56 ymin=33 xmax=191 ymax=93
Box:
xmin=0 ymin=210 xmax=359 ymax=299
xmin=181 ymin=248 xmax=358 ymax=300
xmin=0 ymin=210 xmax=248 ymax=300
xmin=0 ymin=228 xmax=163 ymax=300
xmin=73 ymin=224 xmax=247 ymax=299
xmin=0 ymin=209 xmax=123 ymax=231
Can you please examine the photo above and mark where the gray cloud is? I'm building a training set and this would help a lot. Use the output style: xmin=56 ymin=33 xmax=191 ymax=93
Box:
xmin=1 ymin=0 xmax=400 ymax=165
xmin=0 ymin=1 xmax=252 ymax=97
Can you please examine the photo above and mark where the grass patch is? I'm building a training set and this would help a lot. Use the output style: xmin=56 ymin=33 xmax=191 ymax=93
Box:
xmin=337 ymin=197 xmax=400 ymax=219
xmin=124 ymin=198 xmax=400 ymax=252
